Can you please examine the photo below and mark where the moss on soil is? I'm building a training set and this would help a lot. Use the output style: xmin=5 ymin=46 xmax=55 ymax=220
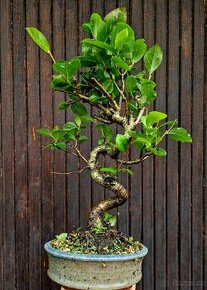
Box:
xmin=51 ymin=229 xmax=143 ymax=255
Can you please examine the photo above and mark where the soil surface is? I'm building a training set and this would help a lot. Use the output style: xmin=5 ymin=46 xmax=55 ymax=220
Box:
xmin=51 ymin=229 xmax=143 ymax=254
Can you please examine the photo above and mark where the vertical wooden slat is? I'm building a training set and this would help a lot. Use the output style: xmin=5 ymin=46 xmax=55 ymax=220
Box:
xmin=130 ymin=2 xmax=144 ymax=289
xmin=13 ymin=0 xmax=28 ymax=289
xmin=204 ymin=0 xmax=207 ymax=286
xmin=91 ymin=1 xmax=105 ymax=210
xmin=39 ymin=1 xmax=54 ymax=289
xmin=0 ymin=1 xmax=16 ymax=289
xmin=180 ymin=0 xmax=193 ymax=287
xmin=52 ymin=0 xmax=67 ymax=235
xmin=191 ymin=1 xmax=204 ymax=289
xmin=26 ymin=1 xmax=41 ymax=289
xmin=154 ymin=1 xmax=167 ymax=289
xmin=167 ymin=0 xmax=180 ymax=289
xmin=117 ymin=0 xmax=130 ymax=237
xmin=78 ymin=0 xmax=92 ymax=229
xmin=142 ymin=0 xmax=155 ymax=289
xmin=65 ymin=0 xmax=80 ymax=231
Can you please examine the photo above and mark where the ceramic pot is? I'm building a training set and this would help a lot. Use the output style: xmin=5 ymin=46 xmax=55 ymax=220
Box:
xmin=44 ymin=242 xmax=148 ymax=290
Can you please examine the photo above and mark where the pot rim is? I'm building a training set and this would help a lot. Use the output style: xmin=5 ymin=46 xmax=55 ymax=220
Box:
xmin=44 ymin=241 xmax=148 ymax=262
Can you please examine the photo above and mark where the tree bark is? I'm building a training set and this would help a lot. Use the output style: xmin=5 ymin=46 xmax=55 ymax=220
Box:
xmin=87 ymin=144 xmax=129 ymax=228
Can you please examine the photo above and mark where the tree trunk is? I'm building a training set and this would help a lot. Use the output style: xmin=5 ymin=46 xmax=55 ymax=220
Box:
xmin=87 ymin=144 xmax=129 ymax=228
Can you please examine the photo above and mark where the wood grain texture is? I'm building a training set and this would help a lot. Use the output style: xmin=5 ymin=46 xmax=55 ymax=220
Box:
xmin=0 ymin=1 xmax=206 ymax=289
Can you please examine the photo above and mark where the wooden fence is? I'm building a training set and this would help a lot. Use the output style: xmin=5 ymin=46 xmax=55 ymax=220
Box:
xmin=0 ymin=0 xmax=206 ymax=289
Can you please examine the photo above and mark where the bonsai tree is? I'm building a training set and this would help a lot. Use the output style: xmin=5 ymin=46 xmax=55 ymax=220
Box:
xmin=26 ymin=8 xmax=192 ymax=253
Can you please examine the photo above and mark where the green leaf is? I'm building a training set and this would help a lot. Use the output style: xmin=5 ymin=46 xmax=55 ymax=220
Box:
xmin=146 ymin=111 xmax=167 ymax=127
xmin=58 ymin=102 xmax=70 ymax=110
xmin=111 ymin=56 xmax=130 ymax=71
xmin=89 ymin=94 xmax=100 ymax=104
xmin=78 ymin=135 xmax=88 ymax=143
xmin=74 ymin=115 xmax=82 ymax=127
xmin=132 ymin=39 xmax=147 ymax=62
xmin=63 ymin=122 xmax=77 ymax=131
xmin=128 ymin=100 xmax=138 ymax=114
xmin=71 ymin=102 xmax=87 ymax=116
xmin=149 ymin=147 xmax=167 ymax=157
xmin=144 ymin=44 xmax=163 ymax=76
xmin=114 ymin=28 xmax=128 ymax=50
xmin=168 ymin=128 xmax=192 ymax=143
xmin=116 ymin=134 xmax=129 ymax=152
xmin=66 ymin=58 xmax=81 ymax=80
xmin=103 ymin=79 xmax=114 ymax=94
xmin=82 ymin=22 xmax=91 ymax=33
xmin=119 ymin=168 xmax=133 ymax=175
xmin=53 ymin=60 xmax=67 ymax=75
xmin=26 ymin=27 xmax=50 ymax=53
xmin=126 ymin=75 xmax=137 ymax=93
xmin=103 ymin=212 xmax=117 ymax=227
xmin=37 ymin=128 xmax=52 ymax=137
xmin=56 ymin=233 xmax=68 ymax=241
xmin=82 ymin=39 xmax=115 ymax=53
xmin=100 ymin=167 xmax=118 ymax=174
xmin=50 ymin=75 xmax=68 ymax=89
xmin=90 ymin=13 xmax=104 ymax=40
xmin=55 ymin=142 xmax=67 ymax=149
xmin=104 ymin=8 xmax=127 ymax=23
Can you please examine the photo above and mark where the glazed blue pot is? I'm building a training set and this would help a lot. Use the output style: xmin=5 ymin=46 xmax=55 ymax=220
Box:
xmin=45 ymin=241 xmax=148 ymax=290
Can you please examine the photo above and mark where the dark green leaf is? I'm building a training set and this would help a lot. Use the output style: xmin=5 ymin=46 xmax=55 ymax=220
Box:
xmin=116 ymin=134 xmax=129 ymax=152
xmin=71 ymin=102 xmax=87 ymax=116
xmin=78 ymin=135 xmax=88 ymax=143
xmin=103 ymin=79 xmax=114 ymax=94
xmin=144 ymin=44 xmax=163 ymax=76
xmin=168 ymin=128 xmax=192 ymax=143
xmin=66 ymin=58 xmax=81 ymax=80
xmin=58 ymin=102 xmax=70 ymax=110
xmin=126 ymin=75 xmax=137 ymax=93
xmin=128 ymin=100 xmax=138 ymax=114
xmin=55 ymin=142 xmax=67 ymax=149
xmin=82 ymin=23 xmax=91 ymax=33
xmin=50 ymin=75 xmax=68 ymax=89
xmin=26 ymin=27 xmax=50 ymax=53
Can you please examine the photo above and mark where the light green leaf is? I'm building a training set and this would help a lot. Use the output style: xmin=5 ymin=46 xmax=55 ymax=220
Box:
xmin=168 ymin=128 xmax=192 ymax=143
xmin=56 ymin=233 xmax=68 ymax=241
xmin=114 ymin=28 xmax=128 ymax=50
xmin=119 ymin=168 xmax=133 ymax=175
xmin=104 ymin=8 xmax=127 ymax=23
xmin=144 ymin=44 xmax=163 ymax=76
xmin=82 ymin=39 xmax=115 ymax=53
xmin=149 ymin=147 xmax=167 ymax=157
xmin=55 ymin=142 xmax=67 ymax=149
xmin=82 ymin=22 xmax=91 ymax=33
xmin=146 ymin=111 xmax=167 ymax=127
xmin=100 ymin=167 xmax=118 ymax=174
xmin=111 ymin=56 xmax=130 ymax=71
xmin=78 ymin=135 xmax=88 ymax=143
xmin=26 ymin=27 xmax=50 ymax=53
xmin=116 ymin=134 xmax=129 ymax=152
xmin=36 ymin=128 xmax=52 ymax=137
xmin=132 ymin=39 xmax=147 ymax=62
xmin=63 ymin=122 xmax=77 ymax=131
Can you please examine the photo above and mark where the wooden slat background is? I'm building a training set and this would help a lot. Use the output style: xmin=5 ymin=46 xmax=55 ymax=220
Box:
xmin=0 ymin=0 xmax=206 ymax=289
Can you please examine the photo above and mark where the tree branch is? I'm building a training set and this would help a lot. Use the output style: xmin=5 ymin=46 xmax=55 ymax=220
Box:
xmin=52 ymin=166 xmax=89 ymax=175
xmin=117 ymin=152 xmax=152 ymax=165
xmin=74 ymin=141 xmax=88 ymax=164
xmin=91 ymin=77 xmax=120 ymax=111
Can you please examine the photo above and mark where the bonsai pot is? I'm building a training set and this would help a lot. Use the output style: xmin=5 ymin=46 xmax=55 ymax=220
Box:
xmin=45 ymin=242 xmax=148 ymax=290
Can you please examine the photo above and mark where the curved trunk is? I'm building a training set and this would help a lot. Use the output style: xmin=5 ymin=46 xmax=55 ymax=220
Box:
xmin=87 ymin=145 xmax=129 ymax=228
